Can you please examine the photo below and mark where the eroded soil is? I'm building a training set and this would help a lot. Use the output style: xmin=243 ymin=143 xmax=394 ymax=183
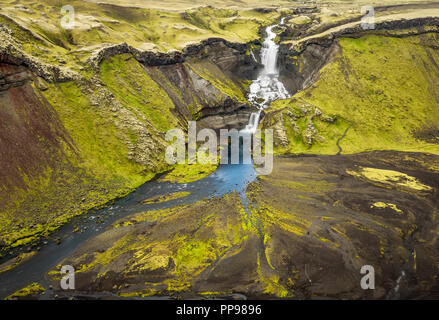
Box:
xmin=31 ymin=151 xmax=439 ymax=300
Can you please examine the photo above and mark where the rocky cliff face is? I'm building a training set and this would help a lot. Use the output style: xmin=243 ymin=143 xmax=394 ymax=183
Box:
xmin=263 ymin=18 xmax=439 ymax=155
xmin=85 ymin=38 xmax=259 ymax=131
xmin=278 ymin=16 xmax=439 ymax=95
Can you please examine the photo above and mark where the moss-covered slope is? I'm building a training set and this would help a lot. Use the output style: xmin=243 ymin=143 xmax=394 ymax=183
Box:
xmin=0 ymin=16 xmax=257 ymax=252
xmin=0 ymin=63 xmax=169 ymax=250
xmin=264 ymin=33 xmax=439 ymax=155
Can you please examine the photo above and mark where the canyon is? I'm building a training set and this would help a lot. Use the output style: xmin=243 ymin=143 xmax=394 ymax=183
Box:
xmin=0 ymin=0 xmax=439 ymax=299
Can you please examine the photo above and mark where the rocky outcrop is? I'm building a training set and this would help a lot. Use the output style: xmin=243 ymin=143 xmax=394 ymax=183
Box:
xmin=278 ymin=40 xmax=340 ymax=94
xmin=278 ymin=16 xmax=439 ymax=95
xmin=85 ymin=37 xmax=259 ymax=79
xmin=0 ymin=25 xmax=79 ymax=83
xmin=85 ymin=42 xmax=185 ymax=71
xmin=290 ymin=16 xmax=439 ymax=53
xmin=197 ymin=110 xmax=253 ymax=131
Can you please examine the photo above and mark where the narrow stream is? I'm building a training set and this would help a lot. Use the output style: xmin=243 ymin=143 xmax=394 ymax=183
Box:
xmin=0 ymin=18 xmax=291 ymax=299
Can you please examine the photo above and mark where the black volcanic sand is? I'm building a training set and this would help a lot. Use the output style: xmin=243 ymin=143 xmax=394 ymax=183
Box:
xmin=246 ymin=151 xmax=439 ymax=299
xmin=17 ymin=151 xmax=439 ymax=300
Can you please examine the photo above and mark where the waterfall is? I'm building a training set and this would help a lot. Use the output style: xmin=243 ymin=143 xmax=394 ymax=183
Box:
xmin=242 ymin=18 xmax=290 ymax=135
xmin=243 ymin=112 xmax=261 ymax=134
xmin=250 ymin=49 xmax=257 ymax=63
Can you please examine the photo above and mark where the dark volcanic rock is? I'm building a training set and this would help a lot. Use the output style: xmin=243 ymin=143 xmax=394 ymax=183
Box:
xmin=277 ymin=16 xmax=439 ymax=95
xmin=46 ymin=151 xmax=439 ymax=300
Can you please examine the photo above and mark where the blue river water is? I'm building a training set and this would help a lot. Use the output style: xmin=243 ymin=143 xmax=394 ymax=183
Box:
xmin=0 ymin=136 xmax=258 ymax=299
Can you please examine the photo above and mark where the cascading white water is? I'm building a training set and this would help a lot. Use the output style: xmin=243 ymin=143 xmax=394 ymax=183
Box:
xmin=244 ymin=112 xmax=261 ymax=133
xmin=242 ymin=18 xmax=290 ymax=135
xmin=250 ymin=49 xmax=258 ymax=63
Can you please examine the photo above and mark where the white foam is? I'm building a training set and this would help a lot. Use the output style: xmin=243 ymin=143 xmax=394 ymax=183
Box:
xmin=243 ymin=18 xmax=290 ymax=134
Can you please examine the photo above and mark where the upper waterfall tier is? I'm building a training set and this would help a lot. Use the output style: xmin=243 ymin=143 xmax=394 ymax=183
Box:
xmin=248 ymin=18 xmax=290 ymax=109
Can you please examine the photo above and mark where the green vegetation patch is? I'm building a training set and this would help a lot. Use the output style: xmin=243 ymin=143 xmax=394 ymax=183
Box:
xmin=267 ymin=33 xmax=439 ymax=156
xmin=5 ymin=282 xmax=45 ymax=300
xmin=161 ymin=162 xmax=218 ymax=184
xmin=0 ymin=0 xmax=290 ymax=70
xmin=100 ymin=53 xmax=177 ymax=132
xmin=292 ymin=33 xmax=439 ymax=155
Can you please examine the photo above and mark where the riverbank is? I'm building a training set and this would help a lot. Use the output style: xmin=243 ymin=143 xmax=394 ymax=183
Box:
xmin=0 ymin=154 xmax=256 ymax=299
xmin=8 ymin=150 xmax=438 ymax=299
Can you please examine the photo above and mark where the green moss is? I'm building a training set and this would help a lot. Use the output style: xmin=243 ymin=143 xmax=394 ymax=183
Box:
xmin=75 ymin=235 xmax=135 ymax=274
xmin=161 ymin=162 xmax=218 ymax=183
xmin=282 ymin=33 xmax=439 ymax=156
xmin=346 ymin=166 xmax=433 ymax=192
xmin=5 ymin=282 xmax=45 ymax=300
xmin=100 ymin=53 xmax=177 ymax=132
xmin=371 ymin=202 xmax=403 ymax=214
xmin=186 ymin=61 xmax=247 ymax=103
